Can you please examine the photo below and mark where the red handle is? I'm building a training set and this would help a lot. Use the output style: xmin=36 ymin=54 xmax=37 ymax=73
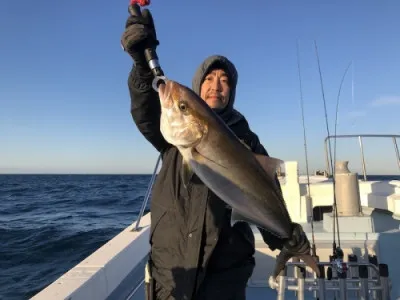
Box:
xmin=128 ymin=0 xmax=150 ymax=17
xmin=130 ymin=0 xmax=150 ymax=6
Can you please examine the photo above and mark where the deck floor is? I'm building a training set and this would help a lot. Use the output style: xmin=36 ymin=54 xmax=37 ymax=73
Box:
xmin=129 ymin=283 xmax=323 ymax=300
xmin=130 ymin=283 xmax=366 ymax=299
xmin=131 ymin=286 xmax=277 ymax=300
xmin=246 ymin=287 xmax=280 ymax=299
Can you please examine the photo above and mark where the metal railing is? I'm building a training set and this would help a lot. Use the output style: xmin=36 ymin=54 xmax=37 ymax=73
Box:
xmin=132 ymin=134 xmax=400 ymax=229
xmin=269 ymin=260 xmax=391 ymax=300
xmin=324 ymin=134 xmax=400 ymax=181
xmin=132 ymin=154 xmax=162 ymax=232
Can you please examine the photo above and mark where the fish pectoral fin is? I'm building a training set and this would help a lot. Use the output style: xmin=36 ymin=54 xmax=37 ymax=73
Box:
xmin=181 ymin=158 xmax=194 ymax=188
xmin=254 ymin=154 xmax=284 ymax=179
xmin=191 ymin=149 xmax=227 ymax=170
xmin=230 ymin=208 xmax=255 ymax=227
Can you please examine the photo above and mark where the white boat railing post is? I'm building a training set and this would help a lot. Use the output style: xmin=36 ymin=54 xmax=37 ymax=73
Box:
xmin=338 ymin=270 xmax=348 ymax=300
xmin=269 ymin=268 xmax=287 ymax=300
xmin=379 ymin=264 xmax=390 ymax=300
xmin=348 ymin=254 xmax=359 ymax=298
xmin=317 ymin=265 xmax=326 ymax=300
xmin=359 ymin=265 xmax=369 ymax=300
xmin=133 ymin=155 xmax=161 ymax=231
xmin=277 ymin=269 xmax=287 ymax=300
xmin=269 ymin=261 xmax=391 ymax=300
xmin=296 ymin=266 xmax=305 ymax=300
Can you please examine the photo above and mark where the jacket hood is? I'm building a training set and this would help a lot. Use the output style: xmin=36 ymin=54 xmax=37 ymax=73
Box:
xmin=192 ymin=55 xmax=244 ymax=126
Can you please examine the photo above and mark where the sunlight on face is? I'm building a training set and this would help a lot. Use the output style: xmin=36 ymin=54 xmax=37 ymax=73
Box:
xmin=200 ymin=69 xmax=231 ymax=109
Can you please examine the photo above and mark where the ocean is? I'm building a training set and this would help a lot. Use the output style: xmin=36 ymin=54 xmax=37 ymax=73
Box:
xmin=0 ymin=174 xmax=151 ymax=300
xmin=1 ymin=174 xmax=399 ymax=300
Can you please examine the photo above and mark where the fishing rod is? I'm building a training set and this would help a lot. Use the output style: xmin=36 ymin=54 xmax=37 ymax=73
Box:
xmin=329 ymin=61 xmax=353 ymax=260
xmin=125 ymin=0 xmax=166 ymax=229
xmin=314 ymin=44 xmax=356 ymax=287
xmin=313 ymin=41 xmax=342 ymax=259
xmin=333 ymin=61 xmax=353 ymax=184
xmin=123 ymin=3 xmax=166 ymax=299
xmin=295 ymin=40 xmax=317 ymax=258
xmin=125 ymin=0 xmax=167 ymax=89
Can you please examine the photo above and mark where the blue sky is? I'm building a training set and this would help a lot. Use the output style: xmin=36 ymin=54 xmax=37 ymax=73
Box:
xmin=1 ymin=0 xmax=399 ymax=174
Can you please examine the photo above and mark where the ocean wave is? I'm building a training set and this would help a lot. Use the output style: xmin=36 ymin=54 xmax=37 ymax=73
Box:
xmin=0 ymin=174 xmax=150 ymax=300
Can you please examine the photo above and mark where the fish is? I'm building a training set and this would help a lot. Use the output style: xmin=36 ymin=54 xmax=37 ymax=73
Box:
xmin=157 ymin=79 xmax=320 ymax=278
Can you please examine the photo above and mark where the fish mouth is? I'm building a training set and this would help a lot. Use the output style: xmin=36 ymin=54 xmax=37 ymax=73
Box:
xmin=158 ymin=82 xmax=166 ymax=99
xmin=158 ymin=82 xmax=173 ymax=109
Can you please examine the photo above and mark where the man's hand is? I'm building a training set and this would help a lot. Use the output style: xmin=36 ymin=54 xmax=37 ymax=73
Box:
xmin=121 ymin=8 xmax=159 ymax=69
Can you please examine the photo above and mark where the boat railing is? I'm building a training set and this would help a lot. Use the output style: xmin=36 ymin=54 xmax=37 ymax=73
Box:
xmin=133 ymin=154 xmax=161 ymax=232
xmin=269 ymin=260 xmax=391 ymax=300
xmin=324 ymin=134 xmax=400 ymax=181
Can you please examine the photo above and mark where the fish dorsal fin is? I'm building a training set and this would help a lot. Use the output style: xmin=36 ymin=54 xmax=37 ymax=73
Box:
xmin=254 ymin=154 xmax=283 ymax=179
xmin=181 ymin=157 xmax=194 ymax=188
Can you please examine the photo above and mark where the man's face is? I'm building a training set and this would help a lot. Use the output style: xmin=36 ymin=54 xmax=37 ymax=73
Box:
xmin=200 ymin=68 xmax=231 ymax=109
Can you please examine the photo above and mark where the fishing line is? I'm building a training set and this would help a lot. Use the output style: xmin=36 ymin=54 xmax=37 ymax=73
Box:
xmin=313 ymin=40 xmax=340 ymax=253
xmin=332 ymin=60 xmax=353 ymax=249
xmin=352 ymin=61 xmax=355 ymax=106
xmin=351 ymin=62 xmax=356 ymax=128
xmin=296 ymin=40 xmax=317 ymax=257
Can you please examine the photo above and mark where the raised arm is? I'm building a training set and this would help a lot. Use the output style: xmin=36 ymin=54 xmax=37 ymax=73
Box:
xmin=121 ymin=8 xmax=170 ymax=153
xmin=128 ymin=64 xmax=170 ymax=153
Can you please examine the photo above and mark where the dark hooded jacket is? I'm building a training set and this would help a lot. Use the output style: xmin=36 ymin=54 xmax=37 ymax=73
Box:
xmin=128 ymin=55 xmax=285 ymax=300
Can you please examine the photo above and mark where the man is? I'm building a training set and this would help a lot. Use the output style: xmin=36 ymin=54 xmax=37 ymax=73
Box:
xmin=121 ymin=8 xmax=307 ymax=300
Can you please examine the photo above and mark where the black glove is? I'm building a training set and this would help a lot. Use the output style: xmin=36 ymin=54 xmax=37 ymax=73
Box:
xmin=121 ymin=7 xmax=159 ymax=70
xmin=258 ymin=227 xmax=285 ymax=251
xmin=284 ymin=223 xmax=311 ymax=254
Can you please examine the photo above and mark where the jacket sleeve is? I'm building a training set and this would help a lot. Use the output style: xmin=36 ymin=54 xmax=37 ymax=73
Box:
xmin=242 ymin=128 xmax=286 ymax=251
xmin=128 ymin=64 xmax=170 ymax=153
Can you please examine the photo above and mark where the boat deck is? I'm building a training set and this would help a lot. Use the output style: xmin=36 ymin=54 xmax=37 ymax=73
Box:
xmin=30 ymin=159 xmax=400 ymax=300
xmin=128 ymin=281 xmax=366 ymax=300
xmin=128 ymin=282 xmax=281 ymax=300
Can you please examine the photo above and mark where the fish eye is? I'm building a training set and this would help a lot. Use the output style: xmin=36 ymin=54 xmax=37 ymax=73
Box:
xmin=178 ymin=101 xmax=188 ymax=112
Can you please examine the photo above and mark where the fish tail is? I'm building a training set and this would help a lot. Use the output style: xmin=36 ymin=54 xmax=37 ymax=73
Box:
xmin=298 ymin=253 xmax=321 ymax=277
xmin=272 ymin=249 xmax=321 ymax=278
xmin=272 ymin=223 xmax=321 ymax=278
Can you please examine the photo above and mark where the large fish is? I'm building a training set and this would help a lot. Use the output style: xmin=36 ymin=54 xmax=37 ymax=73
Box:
xmin=157 ymin=79 xmax=320 ymax=278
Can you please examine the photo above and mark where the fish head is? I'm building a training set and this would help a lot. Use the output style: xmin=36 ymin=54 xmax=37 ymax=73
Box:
xmin=158 ymin=80 xmax=209 ymax=149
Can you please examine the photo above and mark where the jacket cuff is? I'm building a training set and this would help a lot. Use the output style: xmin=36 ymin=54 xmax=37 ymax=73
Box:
xmin=128 ymin=64 xmax=155 ymax=93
